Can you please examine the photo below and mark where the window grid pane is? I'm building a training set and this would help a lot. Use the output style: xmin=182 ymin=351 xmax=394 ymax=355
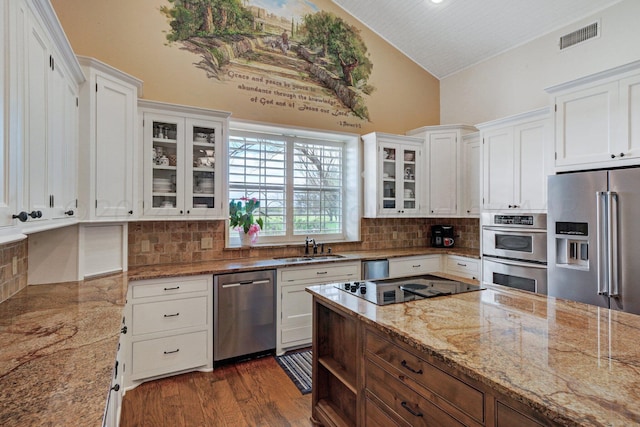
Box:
xmin=292 ymin=142 xmax=343 ymax=235
xmin=229 ymin=132 xmax=345 ymax=240
xmin=229 ymin=135 xmax=286 ymax=236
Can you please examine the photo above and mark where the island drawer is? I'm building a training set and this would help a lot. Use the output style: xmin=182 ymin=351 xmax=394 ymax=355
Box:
xmin=131 ymin=275 xmax=210 ymax=299
xmin=365 ymin=357 xmax=466 ymax=427
xmin=131 ymin=296 xmax=208 ymax=335
xmin=130 ymin=330 xmax=208 ymax=380
xmin=365 ymin=328 xmax=485 ymax=425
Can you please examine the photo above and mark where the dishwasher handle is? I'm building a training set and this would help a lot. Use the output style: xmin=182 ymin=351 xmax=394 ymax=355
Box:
xmin=221 ymin=279 xmax=271 ymax=288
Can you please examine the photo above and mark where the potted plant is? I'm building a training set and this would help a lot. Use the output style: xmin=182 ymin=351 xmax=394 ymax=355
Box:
xmin=229 ymin=197 xmax=264 ymax=246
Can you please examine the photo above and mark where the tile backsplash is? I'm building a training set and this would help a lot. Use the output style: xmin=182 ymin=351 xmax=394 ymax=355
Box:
xmin=0 ymin=240 xmax=28 ymax=304
xmin=128 ymin=218 xmax=479 ymax=268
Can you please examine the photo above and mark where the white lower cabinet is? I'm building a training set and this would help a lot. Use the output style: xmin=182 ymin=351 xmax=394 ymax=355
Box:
xmin=276 ymin=261 xmax=360 ymax=355
xmin=103 ymin=317 xmax=127 ymax=427
xmin=388 ymin=255 xmax=441 ymax=278
xmin=444 ymin=255 xmax=480 ymax=280
xmin=124 ymin=275 xmax=213 ymax=390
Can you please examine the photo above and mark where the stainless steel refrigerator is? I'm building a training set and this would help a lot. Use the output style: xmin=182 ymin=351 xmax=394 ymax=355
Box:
xmin=548 ymin=168 xmax=640 ymax=314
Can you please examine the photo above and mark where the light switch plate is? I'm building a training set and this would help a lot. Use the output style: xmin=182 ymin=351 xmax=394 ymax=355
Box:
xmin=141 ymin=240 xmax=150 ymax=252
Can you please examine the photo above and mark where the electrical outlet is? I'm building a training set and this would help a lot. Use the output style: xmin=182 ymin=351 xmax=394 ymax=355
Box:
xmin=201 ymin=237 xmax=213 ymax=249
xmin=12 ymin=256 xmax=18 ymax=275
xmin=141 ymin=240 xmax=150 ymax=252
xmin=392 ymin=231 xmax=398 ymax=239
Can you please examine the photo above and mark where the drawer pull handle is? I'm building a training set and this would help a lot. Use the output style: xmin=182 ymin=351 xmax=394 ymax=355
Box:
xmin=163 ymin=349 xmax=180 ymax=355
xmin=316 ymin=271 xmax=328 ymax=275
xmin=412 ymin=264 xmax=421 ymax=268
xmin=164 ymin=286 xmax=180 ymax=291
xmin=400 ymin=360 xmax=423 ymax=374
xmin=457 ymin=263 xmax=467 ymax=267
xmin=401 ymin=401 xmax=423 ymax=418
xmin=164 ymin=313 xmax=180 ymax=318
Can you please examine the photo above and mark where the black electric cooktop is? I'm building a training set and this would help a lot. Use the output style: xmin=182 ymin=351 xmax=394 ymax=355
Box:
xmin=334 ymin=275 xmax=484 ymax=305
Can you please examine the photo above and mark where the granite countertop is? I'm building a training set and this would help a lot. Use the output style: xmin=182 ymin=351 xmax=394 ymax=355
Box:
xmin=306 ymin=283 xmax=640 ymax=426
xmin=0 ymin=247 xmax=478 ymax=425
xmin=0 ymin=274 xmax=127 ymax=427
xmin=127 ymin=246 xmax=479 ymax=281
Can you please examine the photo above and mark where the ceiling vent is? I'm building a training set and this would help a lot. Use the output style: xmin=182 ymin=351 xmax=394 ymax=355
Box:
xmin=559 ymin=21 xmax=599 ymax=50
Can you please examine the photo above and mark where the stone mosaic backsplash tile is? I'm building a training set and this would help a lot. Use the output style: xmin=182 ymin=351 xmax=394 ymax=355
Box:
xmin=0 ymin=240 xmax=28 ymax=304
xmin=128 ymin=218 xmax=479 ymax=267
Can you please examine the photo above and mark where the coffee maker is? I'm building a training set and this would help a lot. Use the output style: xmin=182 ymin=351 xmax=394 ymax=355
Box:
xmin=431 ymin=225 xmax=455 ymax=247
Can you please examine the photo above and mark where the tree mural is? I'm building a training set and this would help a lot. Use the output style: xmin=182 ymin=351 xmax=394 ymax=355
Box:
xmin=160 ymin=0 xmax=374 ymax=121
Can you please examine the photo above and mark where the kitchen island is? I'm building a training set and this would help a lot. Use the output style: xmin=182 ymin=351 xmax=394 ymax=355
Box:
xmin=307 ymin=283 xmax=640 ymax=426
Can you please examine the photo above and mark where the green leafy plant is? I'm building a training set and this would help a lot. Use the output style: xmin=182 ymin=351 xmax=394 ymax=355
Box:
xmin=229 ymin=197 xmax=264 ymax=234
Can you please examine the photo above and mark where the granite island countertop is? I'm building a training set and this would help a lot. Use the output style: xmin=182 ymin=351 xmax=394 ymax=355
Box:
xmin=0 ymin=274 xmax=127 ymax=427
xmin=306 ymin=283 xmax=640 ymax=426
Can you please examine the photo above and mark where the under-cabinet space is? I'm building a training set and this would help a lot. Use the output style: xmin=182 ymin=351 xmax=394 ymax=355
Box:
xmin=312 ymin=299 xmax=359 ymax=427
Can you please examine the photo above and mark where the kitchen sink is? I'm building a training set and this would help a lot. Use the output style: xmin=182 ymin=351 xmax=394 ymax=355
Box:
xmin=275 ymin=254 xmax=345 ymax=263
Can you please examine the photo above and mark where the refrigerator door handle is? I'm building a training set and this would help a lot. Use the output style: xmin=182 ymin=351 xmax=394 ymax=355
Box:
xmin=596 ymin=191 xmax=608 ymax=296
xmin=609 ymin=192 xmax=620 ymax=297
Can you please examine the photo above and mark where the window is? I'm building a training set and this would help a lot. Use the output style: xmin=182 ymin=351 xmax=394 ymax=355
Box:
xmin=228 ymin=123 xmax=360 ymax=246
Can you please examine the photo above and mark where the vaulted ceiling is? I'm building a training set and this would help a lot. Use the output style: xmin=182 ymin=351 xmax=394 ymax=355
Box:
xmin=332 ymin=0 xmax=623 ymax=79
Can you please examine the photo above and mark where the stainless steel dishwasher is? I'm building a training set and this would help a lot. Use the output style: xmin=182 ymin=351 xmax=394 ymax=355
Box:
xmin=213 ymin=269 xmax=276 ymax=362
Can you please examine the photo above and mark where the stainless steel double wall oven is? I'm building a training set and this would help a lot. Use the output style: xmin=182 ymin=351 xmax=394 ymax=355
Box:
xmin=482 ymin=213 xmax=548 ymax=294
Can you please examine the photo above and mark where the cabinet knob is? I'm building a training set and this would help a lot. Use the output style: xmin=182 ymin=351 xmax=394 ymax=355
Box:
xmin=611 ymin=154 xmax=616 ymax=158
xmin=180 ymin=210 xmax=184 ymax=215
xmin=64 ymin=210 xmax=74 ymax=216
xmin=12 ymin=212 xmax=28 ymax=222
xmin=29 ymin=210 xmax=42 ymax=219
xmin=620 ymin=152 xmax=625 ymax=158
xmin=111 ymin=384 xmax=120 ymax=392
xmin=128 ymin=210 xmax=133 ymax=215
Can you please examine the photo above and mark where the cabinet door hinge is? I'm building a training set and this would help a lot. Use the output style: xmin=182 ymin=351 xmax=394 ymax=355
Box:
xmin=95 ymin=200 xmax=98 ymax=209
xmin=555 ymin=152 xmax=557 ymax=160
xmin=95 ymin=83 xmax=98 ymax=92
xmin=75 ymin=199 xmax=78 ymax=208
xmin=554 ymin=104 xmax=557 ymax=112
xmin=76 ymin=97 xmax=78 ymax=107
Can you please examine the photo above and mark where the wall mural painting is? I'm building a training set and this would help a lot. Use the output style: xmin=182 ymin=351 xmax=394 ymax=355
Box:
xmin=160 ymin=0 xmax=374 ymax=128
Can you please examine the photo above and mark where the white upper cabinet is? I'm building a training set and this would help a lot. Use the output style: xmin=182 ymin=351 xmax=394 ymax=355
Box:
xmin=139 ymin=100 xmax=229 ymax=219
xmin=406 ymin=125 xmax=477 ymax=217
xmin=479 ymin=108 xmax=551 ymax=212
xmin=547 ymin=60 xmax=640 ymax=171
xmin=461 ymin=132 xmax=480 ymax=216
xmin=11 ymin=0 xmax=84 ymax=229
xmin=362 ymin=132 xmax=424 ymax=218
xmin=78 ymin=56 xmax=142 ymax=221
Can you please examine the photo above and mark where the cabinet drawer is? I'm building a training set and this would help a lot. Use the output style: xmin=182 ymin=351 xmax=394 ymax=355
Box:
xmin=131 ymin=330 xmax=208 ymax=380
xmin=280 ymin=262 xmax=360 ymax=283
xmin=366 ymin=329 xmax=484 ymax=424
xmin=132 ymin=296 xmax=208 ymax=335
xmin=365 ymin=358 xmax=466 ymax=427
xmin=388 ymin=256 xmax=440 ymax=278
xmin=364 ymin=393 xmax=411 ymax=427
xmin=446 ymin=256 xmax=480 ymax=279
xmin=131 ymin=275 xmax=210 ymax=299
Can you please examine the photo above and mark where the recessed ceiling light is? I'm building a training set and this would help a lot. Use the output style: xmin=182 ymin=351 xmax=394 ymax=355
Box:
xmin=431 ymin=0 xmax=443 ymax=3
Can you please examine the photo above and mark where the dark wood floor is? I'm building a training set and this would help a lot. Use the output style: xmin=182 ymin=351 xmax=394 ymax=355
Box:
xmin=120 ymin=355 xmax=313 ymax=427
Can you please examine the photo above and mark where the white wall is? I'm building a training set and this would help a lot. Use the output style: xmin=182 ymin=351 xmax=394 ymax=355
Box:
xmin=441 ymin=0 xmax=640 ymax=125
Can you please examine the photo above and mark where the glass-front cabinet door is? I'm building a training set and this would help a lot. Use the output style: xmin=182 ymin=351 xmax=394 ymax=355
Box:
xmin=141 ymin=100 xmax=229 ymax=218
xmin=379 ymin=141 xmax=421 ymax=216
xmin=186 ymin=118 xmax=221 ymax=215
xmin=145 ymin=113 xmax=184 ymax=216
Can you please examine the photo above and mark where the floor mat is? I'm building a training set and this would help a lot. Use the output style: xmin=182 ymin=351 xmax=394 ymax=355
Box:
xmin=275 ymin=349 xmax=312 ymax=395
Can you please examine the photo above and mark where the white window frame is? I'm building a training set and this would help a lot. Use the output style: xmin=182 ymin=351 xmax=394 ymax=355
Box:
xmin=227 ymin=120 xmax=361 ymax=247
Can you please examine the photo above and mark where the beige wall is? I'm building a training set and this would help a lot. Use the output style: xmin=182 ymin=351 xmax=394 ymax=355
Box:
xmin=51 ymin=0 xmax=439 ymax=135
xmin=441 ymin=0 xmax=640 ymax=125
